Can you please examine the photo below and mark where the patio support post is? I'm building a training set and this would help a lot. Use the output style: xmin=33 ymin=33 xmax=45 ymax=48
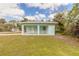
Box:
xmin=37 ymin=25 xmax=40 ymax=35
xmin=22 ymin=24 xmax=24 ymax=35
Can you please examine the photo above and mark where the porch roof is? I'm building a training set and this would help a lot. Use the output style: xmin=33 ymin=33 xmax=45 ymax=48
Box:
xmin=18 ymin=21 xmax=58 ymax=25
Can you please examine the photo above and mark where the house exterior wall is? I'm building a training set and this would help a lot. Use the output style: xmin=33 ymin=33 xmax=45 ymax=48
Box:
xmin=21 ymin=23 xmax=55 ymax=35
xmin=48 ymin=25 xmax=55 ymax=35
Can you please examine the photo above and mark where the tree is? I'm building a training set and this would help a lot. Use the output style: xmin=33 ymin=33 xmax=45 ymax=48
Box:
xmin=54 ymin=13 xmax=65 ymax=33
xmin=21 ymin=17 xmax=28 ymax=22
xmin=64 ymin=3 xmax=79 ymax=35
xmin=9 ymin=20 xmax=17 ymax=28
xmin=9 ymin=20 xmax=17 ymax=23
xmin=0 ymin=18 xmax=6 ymax=24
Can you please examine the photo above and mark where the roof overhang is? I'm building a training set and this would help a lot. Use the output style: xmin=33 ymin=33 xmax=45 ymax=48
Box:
xmin=17 ymin=22 xmax=58 ymax=25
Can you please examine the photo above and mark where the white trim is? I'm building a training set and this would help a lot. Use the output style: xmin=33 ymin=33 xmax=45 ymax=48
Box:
xmin=37 ymin=25 xmax=40 ymax=35
xmin=21 ymin=24 xmax=24 ymax=35
xmin=18 ymin=22 xmax=58 ymax=24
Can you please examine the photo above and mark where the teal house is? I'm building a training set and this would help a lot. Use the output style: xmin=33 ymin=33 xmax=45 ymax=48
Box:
xmin=19 ymin=21 xmax=57 ymax=35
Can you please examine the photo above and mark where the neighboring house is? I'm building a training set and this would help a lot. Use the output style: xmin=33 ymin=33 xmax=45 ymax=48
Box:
xmin=18 ymin=21 xmax=57 ymax=35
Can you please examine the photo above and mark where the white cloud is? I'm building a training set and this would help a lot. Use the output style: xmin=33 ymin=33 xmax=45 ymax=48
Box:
xmin=35 ymin=13 xmax=46 ymax=20
xmin=48 ymin=13 xmax=57 ymax=19
xmin=25 ymin=16 xmax=36 ymax=20
xmin=25 ymin=13 xmax=58 ymax=21
xmin=25 ymin=13 xmax=46 ymax=21
xmin=35 ymin=11 xmax=39 ymax=14
xmin=0 ymin=8 xmax=24 ymax=16
xmin=11 ymin=16 xmax=24 ymax=21
xmin=0 ymin=3 xmax=25 ymax=20
xmin=38 ymin=13 xmax=46 ymax=18
xmin=27 ymin=3 xmax=68 ymax=9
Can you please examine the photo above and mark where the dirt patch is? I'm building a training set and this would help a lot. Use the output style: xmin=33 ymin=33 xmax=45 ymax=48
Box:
xmin=54 ymin=34 xmax=79 ymax=47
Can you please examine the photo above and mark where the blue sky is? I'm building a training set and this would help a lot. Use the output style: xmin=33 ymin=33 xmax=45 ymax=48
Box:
xmin=18 ymin=3 xmax=73 ymax=16
xmin=0 ymin=3 xmax=73 ymax=21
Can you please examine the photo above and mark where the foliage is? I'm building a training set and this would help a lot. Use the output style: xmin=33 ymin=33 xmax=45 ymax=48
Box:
xmin=54 ymin=13 xmax=65 ymax=33
xmin=21 ymin=17 xmax=28 ymax=22
xmin=0 ymin=24 xmax=15 ymax=32
xmin=65 ymin=3 xmax=79 ymax=36
xmin=54 ymin=3 xmax=79 ymax=37
xmin=0 ymin=18 xmax=6 ymax=24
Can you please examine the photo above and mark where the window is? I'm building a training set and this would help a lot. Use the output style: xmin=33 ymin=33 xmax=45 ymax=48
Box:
xmin=25 ymin=25 xmax=37 ymax=34
xmin=42 ymin=26 xmax=47 ymax=31
xmin=40 ymin=26 xmax=48 ymax=34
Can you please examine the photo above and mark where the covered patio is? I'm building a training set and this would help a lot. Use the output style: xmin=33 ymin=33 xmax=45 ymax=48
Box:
xmin=20 ymin=22 xmax=57 ymax=35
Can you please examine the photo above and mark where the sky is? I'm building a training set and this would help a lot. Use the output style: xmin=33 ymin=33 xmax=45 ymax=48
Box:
xmin=0 ymin=3 xmax=73 ymax=21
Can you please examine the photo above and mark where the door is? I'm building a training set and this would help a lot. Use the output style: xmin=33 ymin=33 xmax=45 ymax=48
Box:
xmin=25 ymin=26 xmax=37 ymax=34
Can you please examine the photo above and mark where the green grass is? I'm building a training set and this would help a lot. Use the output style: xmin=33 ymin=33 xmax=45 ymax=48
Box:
xmin=0 ymin=35 xmax=78 ymax=56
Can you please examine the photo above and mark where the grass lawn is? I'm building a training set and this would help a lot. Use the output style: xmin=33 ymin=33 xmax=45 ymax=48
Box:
xmin=0 ymin=35 xmax=79 ymax=56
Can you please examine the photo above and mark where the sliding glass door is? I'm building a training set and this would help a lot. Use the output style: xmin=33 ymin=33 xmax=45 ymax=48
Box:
xmin=25 ymin=25 xmax=37 ymax=34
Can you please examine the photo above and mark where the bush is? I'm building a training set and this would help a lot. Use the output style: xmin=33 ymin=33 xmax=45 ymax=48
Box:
xmin=0 ymin=24 xmax=15 ymax=32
